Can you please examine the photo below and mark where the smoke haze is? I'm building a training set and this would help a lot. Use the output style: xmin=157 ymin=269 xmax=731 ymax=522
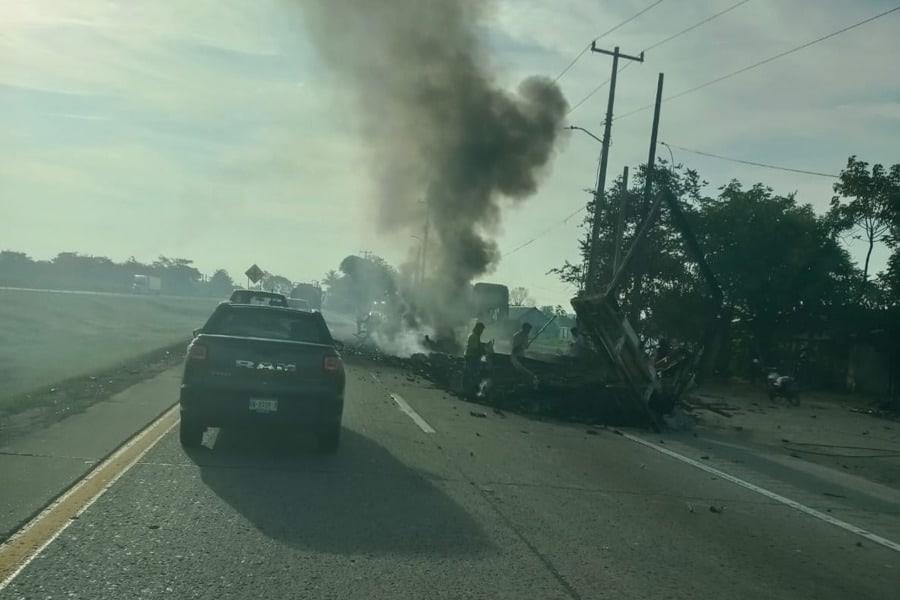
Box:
xmin=300 ymin=0 xmax=567 ymax=321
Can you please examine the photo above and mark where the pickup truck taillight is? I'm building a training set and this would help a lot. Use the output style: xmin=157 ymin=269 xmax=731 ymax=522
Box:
xmin=323 ymin=356 xmax=343 ymax=372
xmin=188 ymin=342 xmax=208 ymax=361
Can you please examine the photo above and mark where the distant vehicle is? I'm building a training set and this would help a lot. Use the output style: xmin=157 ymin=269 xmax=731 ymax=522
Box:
xmin=472 ymin=282 xmax=509 ymax=324
xmin=288 ymin=298 xmax=311 ymax=311
xmin=180 ymin=303 xmax=345 ymax=451
xmin=229 ymin=289 xmax=288 ymax=307
xmin=132 ymin=274 xmax=161 ymax=294
xmin=290 ymin=283 xmax=323 ymax=310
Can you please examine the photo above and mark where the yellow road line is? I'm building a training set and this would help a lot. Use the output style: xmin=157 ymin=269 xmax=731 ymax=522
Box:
xmin=0 ymin=405 xmax=179 ymax=589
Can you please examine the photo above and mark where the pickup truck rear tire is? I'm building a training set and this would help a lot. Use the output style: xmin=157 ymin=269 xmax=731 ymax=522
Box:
xmin=317 ymin=424 xmax=341 ymax=453
xmin=179 ymin=417 xmax=205 ymax=448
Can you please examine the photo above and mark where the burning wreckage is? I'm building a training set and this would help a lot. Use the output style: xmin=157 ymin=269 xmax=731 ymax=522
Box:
xmin=300 ymin=2 xmax=723 ymax=428
xmin=346 ymin=188 xmax=725 ymax=430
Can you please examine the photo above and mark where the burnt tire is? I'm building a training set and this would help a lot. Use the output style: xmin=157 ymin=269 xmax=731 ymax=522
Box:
xmin=318 ymin=424 xmax=341 ymax=453
xmin=179 ymin=417 xmax=204 ymax=448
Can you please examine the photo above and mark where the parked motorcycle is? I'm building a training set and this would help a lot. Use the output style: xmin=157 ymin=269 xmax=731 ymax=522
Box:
xmin=766 ymin=369 xmax=799 ymax=404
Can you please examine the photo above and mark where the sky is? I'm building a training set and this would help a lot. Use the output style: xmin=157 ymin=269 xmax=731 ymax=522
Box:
xmin=1 ymin=0 xmax=898 ymax=306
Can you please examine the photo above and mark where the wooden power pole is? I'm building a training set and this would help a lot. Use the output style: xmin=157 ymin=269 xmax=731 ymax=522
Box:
xmin=627 ymin=73 xmax=665 ymax=319
xmin=642 ymin=73 xmax=665 ymax=218
xmin=612 ymin=165 xmax=629 ymax=275
xmin=585 ymin=44 xmax=644 ymax=293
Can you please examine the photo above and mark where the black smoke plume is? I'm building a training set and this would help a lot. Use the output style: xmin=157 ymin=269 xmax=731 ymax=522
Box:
xmin=301 ymin=0 xmax=568 ymax=325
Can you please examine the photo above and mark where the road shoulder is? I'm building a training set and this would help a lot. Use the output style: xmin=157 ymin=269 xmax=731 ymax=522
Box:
xmin=0 ymin=367 xmax=182 ymax=540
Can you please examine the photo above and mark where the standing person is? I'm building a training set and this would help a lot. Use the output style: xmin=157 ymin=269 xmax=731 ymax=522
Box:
xmin=511 ymin=322 xmax=539 ymax=389
xmin=463 ymin=322 xmax=486 ymax=397
xmin=569 ymin=326 xmax=597 ymax=367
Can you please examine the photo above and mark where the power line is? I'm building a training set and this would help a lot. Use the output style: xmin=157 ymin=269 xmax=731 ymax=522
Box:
xmin=553 ymin=45 xmax=592 ymax=84
xmin=645 ymin=0 xmax=752 ymax=53
xmin=567 ymin=0 xmax=753 ymax=116
xmin=502 ymin=136 xmax=838 ymax=259
xmin=502 ymin=205 xmax=586 ymax=258
xmin=615 ymin=4 xmax=900 ymax=121
xmin=660 ymin=141 xmax=839 ymax=178
xmin=553 ymin=0 xmax=666 ymax=83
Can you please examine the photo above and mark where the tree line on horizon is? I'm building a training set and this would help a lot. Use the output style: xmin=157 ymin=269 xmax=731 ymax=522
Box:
xmin=0 ymin=252 xmax=297 ymax=298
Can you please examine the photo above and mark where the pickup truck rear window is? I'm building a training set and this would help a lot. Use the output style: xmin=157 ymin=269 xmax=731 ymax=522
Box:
xmin=229 ymin=290 xmax=288 ymax=306
xmin=205 ymin=308 xmax=330 ymax=343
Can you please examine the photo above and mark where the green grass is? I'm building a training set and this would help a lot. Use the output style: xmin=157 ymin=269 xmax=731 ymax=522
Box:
xmin=0 ymin=289 xmax=222 ymax=409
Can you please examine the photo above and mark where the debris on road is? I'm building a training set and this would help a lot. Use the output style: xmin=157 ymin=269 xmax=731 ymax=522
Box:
xmin=470 ymin=411 xmax=487 ymax=418
xmin=343 ymin=326 xmax=662 ymax=428
xmin=709 ymin=505 xmax=725 ymax=514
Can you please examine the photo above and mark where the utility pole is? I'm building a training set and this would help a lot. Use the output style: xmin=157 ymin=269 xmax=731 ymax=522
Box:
xmin=585 ymin=44 xmax=644 ymax=293
xmin=612 ymin=165 xmax=628 ymax=275
xmin=628 ymin=73 xmax=665 ymax=320
xmin=641 ymin=73 xmax=664 ymax=217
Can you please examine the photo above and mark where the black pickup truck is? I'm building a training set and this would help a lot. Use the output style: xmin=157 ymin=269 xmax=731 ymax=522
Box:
xmin=179 ymin=302 xmax=345 ymax=451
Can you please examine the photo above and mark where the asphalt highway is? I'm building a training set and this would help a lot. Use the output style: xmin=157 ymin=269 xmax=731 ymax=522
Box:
xmin=1 ymin=360 xmax=897 ymax=599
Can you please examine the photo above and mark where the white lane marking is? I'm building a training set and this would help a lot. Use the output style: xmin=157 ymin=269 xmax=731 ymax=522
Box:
xmin=622 ymin=432 xmax=900 ymax=553
xmin=389 ymin=393 xmax=436 ymax=434
xmin=0 ymin=408 xmax=178 ymax=591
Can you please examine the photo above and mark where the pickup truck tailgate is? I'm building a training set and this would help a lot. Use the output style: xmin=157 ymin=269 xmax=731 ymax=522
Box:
xmin=185 ymin=334 xmax=343 ymax=396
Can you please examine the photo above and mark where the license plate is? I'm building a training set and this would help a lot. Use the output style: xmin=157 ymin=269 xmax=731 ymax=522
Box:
xmin=249 ymin=397 xmax=278 ymax=413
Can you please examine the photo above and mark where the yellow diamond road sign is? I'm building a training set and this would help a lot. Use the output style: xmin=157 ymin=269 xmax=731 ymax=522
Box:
xmin=245 ymin=264 xmax=264 ymax=284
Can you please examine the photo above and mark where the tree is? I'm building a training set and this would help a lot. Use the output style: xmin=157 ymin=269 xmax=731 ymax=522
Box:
xmin=153 ymin=256 xmax=202 ymax=294
xmin=552 ymin=162 xmax=859 ymax=364
xmin=262 ymin=273 xmax=293 ymax=294
xmin=209 ymin=269 xmax=235 ymax=296
xmin=696 ymin=181 xmax=856 ymax=358
xmin=325 ymin=254 xmax=399 ymax=314
xmin=322 ymin=269 xmax=340 ymax=290
xmin=828 ymin=157 xmax=900 ymax=294
xmin=510 ymin=286 xmax=534 ymax=306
